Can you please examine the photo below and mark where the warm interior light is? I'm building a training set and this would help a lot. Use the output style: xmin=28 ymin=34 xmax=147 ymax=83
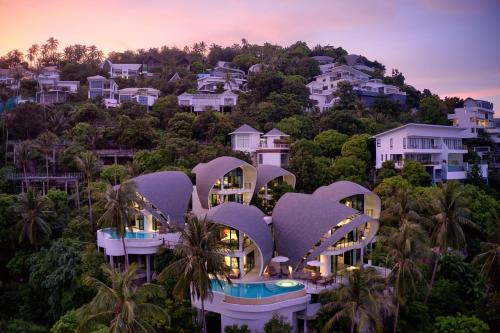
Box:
xmin=276 ymin=280 xmax=298 ymax=288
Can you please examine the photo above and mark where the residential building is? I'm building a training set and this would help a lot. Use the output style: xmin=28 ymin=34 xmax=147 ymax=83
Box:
xmin=102 ymin=59 xmax=142 ymax=79
xmin=230 ymin=124 xmax=290 ymax=167
xmin=448 ymin=98 xmax=499 ymax=167
xmin=191 ymin=156 xmax=257 ymax=216
xmin=372 ymin=123 xmax=488 ymax=183
xmin=87 ymin=75 xmax=119 ymax=100
xmin=35 ymin=67 xmax=79 ymax=105
xmin=118 ymin=87 xmax=160 ymax=107
xmin=254 ymin=164 xmax=296 ymax=203
xmin=354 ymin=78 xmax=407 ymax=106
xmin=95 ymin=156 xmax=382 ymax=332
xmin=307 ymin=65 xmax=370 ymax=111
xmin=310 ymin=55 xmax=335 ymax=64
xmin=178 ymin=90 xmax=238 ymax=113
xmin=141 ymin=55 xmax=162 ymax=75
xmin=197 ymin=61 xmax=247 ymax=92
xmin=343 ymin=54 xmax=376 ymax=73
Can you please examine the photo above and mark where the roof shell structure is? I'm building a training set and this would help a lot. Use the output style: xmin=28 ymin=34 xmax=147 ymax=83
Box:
xmin=254 ymin=165 xmax=296 ymax=196
xmin=132 ymin=171 xmax=193 ymax=225
xmin=192 ymin=156 xmax=256 ymax=209
xmin=206 ymin=202 xmax=273 ymax=275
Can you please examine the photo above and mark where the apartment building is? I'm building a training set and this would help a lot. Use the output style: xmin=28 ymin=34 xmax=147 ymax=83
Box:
xmin=372 ymin=123 xmax=488 ymax=183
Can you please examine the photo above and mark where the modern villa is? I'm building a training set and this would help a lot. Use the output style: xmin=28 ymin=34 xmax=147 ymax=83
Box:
xmin=178 ymin=90 xmax=238 ymax=113
xmin=373 ymin=123 xmax=488 ymax=183
xmin=35 ymin=66 xmax=80 ymax=105
xmin=102 ymin=59 xmax=142 ymax=79
xmin=230 ymin=124 xmax=291 ymax=167
xmin=197 ymin=61 xmax=247 ymax=93
xmin=95 ymin=156 xmax=381 ymax=332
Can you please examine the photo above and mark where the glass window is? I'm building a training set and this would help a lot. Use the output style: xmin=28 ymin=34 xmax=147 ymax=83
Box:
xmin=90 ymin=81 xmax=103 ymax=89
xmin=236 ymin=135 xmax=249 ymax=148
xmin=152 ymin=216 xmax=159 ymax=231
xmin=390 ymin=138 xmax=393 ymax=149
xmin=220 ymin=228 xmax=239 ymax=250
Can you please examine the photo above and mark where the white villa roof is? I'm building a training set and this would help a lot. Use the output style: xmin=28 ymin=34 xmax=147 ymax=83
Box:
xmin=87 ymin=75 xmax=106 ymax=80
xmin=264 ymin=128 xmax=288 ymax=137
xmin=118 ymin=87 xmax=160 ymax=94
xmin=230 ymin=124 xmax=263 ymax=135
xmin=371 ymin=123 xmax=470 ymax=138
xmin=111 ymin=63 xmax=142 ymax=70
xmin=313 ymin=65 xmax=371 ymax=80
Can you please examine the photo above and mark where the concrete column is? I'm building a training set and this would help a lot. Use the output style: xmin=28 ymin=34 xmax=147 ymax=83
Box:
xmin=110 ymin=255 xmax=114 ymax=267
xmin=146 ymin=254 xmax=151 ymax=282
xmin=360 ymin=247 xmax=364 ymax=266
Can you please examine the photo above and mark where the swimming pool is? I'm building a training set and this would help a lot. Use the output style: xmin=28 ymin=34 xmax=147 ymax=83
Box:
xmin=211 ymin=280 xmax=305 ymax=298
xmin=102 ymin=228 xmax=158 ymax=239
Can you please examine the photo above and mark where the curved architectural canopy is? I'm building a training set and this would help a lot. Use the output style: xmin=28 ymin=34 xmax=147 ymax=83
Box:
xmin=193 ymin=156 xmax=256 ymax=209
xmin=272 ymin=193 xmax=358 ymax=267
xmin=206 ymin=202 xmax=273 ymax=275
xmin=254 ymin=165 xmax=296 ymax=195
xmin=313 ymin=181 xmax=381 ymax=218
xmin=132 ymin=171 xmax=193 ymax=225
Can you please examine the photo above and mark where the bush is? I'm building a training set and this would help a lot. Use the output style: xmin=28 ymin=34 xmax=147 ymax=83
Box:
xmin=433 ymin=315 xmax=490 ymax=333
xmin=264 ymin=313 xmax=292 ymax=333
xmin=100 ymin=164 xmax=129 ymax=185
xmin=225 ymin=324 xmax=250 ymax=333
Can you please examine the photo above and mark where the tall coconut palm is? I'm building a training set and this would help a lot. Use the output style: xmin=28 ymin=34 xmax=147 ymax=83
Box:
xmin=321 ymin=267 xmax=392 ymax=333
xmin=382 ymin=187 xmax=421 ymax=227
xmin=159 ymin=215 xmax=231 ymax=333
xmin=384 ymin=223 xmax=428 ymax=333
xmin=98 ymin=180 xmax=137 ymax=269
xmin=75 ymin=151 xmax=102 ymax=233
xmin=27 ymin=44 xmax=40 ymax=67
xmin=14 ymin=140 xmax=33 ymax=191
xmin=36 ymin=130 xmax=58 ymax=194
xmin=425 ymin=181 xmax=477 ymax=303
xmin=14 ymin=188 xmax=53 ymax=249
xmin=78 ymin=263 xmax=169 ymax=333
xmin=472 ymin=241 xmax=500 ymax=297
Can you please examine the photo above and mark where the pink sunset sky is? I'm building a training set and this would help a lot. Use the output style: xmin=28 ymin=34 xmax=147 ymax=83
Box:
xmin=1 ymin=0 xmax=499 ymax=112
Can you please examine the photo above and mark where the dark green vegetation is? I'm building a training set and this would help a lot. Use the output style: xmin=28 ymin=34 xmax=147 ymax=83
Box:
xmin=0 ymin=39 xmax=499 ymax=332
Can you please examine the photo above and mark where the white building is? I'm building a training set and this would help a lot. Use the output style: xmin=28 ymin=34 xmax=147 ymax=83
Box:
xmin=35 ymin=67 xmax=80 ymax=104
xmin=197 ymin=62 xmax=247 ymax=93
xmin=87 ymin=75 xmax=119 ymax=99
xmin=448 ymin=98 xmax=499 ymax=167
xmin=118 ymin=87 xmax=160 ymax=107
xmin=102 ymin=59 xmax=142 ymax=79
xmin=373 ymin=123 xmax=488 ymax=183
xmin=230 ymin=124 xmax=290 ymax=167
xmin=178 ymin=90 xmax=238 ymax=113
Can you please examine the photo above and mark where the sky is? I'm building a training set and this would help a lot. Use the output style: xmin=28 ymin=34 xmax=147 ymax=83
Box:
xmin=1 ymin=0 xmax=499 ymax=113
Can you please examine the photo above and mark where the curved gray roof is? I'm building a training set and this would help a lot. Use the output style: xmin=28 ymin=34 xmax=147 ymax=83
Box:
xmin=254 ymin=165 xmax=296 ymax=196
xmin=132 ymin=171 xmax=193 ymax=225
xmin=193 ymin=156 xmax=256 ymax=209
xmin=272 ymin=193 xmax=358 ymax=268
xmin=206 ymin=202 xmax=273 ymax=275
xmin=313 ymin=181 xmax=381 ymax=218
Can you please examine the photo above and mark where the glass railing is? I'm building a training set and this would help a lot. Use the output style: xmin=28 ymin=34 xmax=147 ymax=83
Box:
xmin=448 ymin=164 xmax=465 ymax=172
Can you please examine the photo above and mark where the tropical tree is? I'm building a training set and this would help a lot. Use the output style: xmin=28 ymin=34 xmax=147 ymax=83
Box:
xmin=14 ymin=140 xmax=33 ymax=189
xmin=384 ymin=223 xmax=428 ymax=333
xmin=159 ymin=214 xmax=231 ymax=333
xmin=36 ymin=130 xmax=58 ymax=193
xmin=321 ymin=267 xmax=392 ymax=333
xmin=14 ymin=188 xmax=53 ymax=249
xmin=27 ymin=44 xmax=40 ymax=67
xmin=473 ymin=242 xmax=500 ymax=296
xmin=425 ymin=181 xmax=477 ymax=303
xmin=75 ymin=151 xmax=102 ymax=233
xmin=78 ymin=263 xmax=169 ymax=333
xmin=98 ymin=180 xmax=137 ymax=268
xmin=382 ymin=187 xmax=421 ymax=227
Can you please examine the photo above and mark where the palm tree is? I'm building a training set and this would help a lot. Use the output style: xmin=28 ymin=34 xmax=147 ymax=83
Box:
xmin=14 ymin=188 xmax=53 ymax=249
xmin=425 ymin=181 xmax=477 ymax=303
xmin=36 ymin=130 xmax=58 ymax=194
xmin=384 ymin=223 xmax=428 ymax=333
xmin=98 ymin=180 xmax=137 ymax=268
xmin=14 ymin=140 xmax=33 ymax=191
xmin=382 ymin=187 xmax=421 ymax=227
xmin=27 ymin=44 xmax=39 ymax=67
xmin=75 ymin=151 xmax=102 ymax=233
xmin=78 ymin=263 xmax=169 ymax=333
xmin=321 ymin=267 xmax=392 ymax=333
xmin=159 ymin=215 xmax=231 ymax=333
xmin=472 ymin=242 xmax=500 ymax=297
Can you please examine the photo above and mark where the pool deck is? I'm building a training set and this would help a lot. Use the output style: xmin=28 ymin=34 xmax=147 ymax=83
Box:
xmin=236 ymin=269 xmax=344 ymax=294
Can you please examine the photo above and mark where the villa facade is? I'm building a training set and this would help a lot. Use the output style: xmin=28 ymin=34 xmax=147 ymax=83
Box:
xmin=230 ymin=124 xmax=290 ymax=167
xmin=35 ymin=66 xmax=80 ymax=105
xmin=197 ymin=61 xmax=247 ymax=93
xmin=178 ymin=90 xmax=238 ymax=113
xmin=95 ymin=155 xmax=381 ymax=332
xmin=102 ymin=59 xmax=142 ymax=79
xmin=372 ymin=123 xmax=488 ymax=183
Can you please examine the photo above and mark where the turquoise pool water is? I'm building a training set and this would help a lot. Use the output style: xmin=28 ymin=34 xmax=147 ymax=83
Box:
xmin=211 ymin=280 xmax=305 ymax=298
xmin=103 ymin=228 xmax=157 ymax=239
